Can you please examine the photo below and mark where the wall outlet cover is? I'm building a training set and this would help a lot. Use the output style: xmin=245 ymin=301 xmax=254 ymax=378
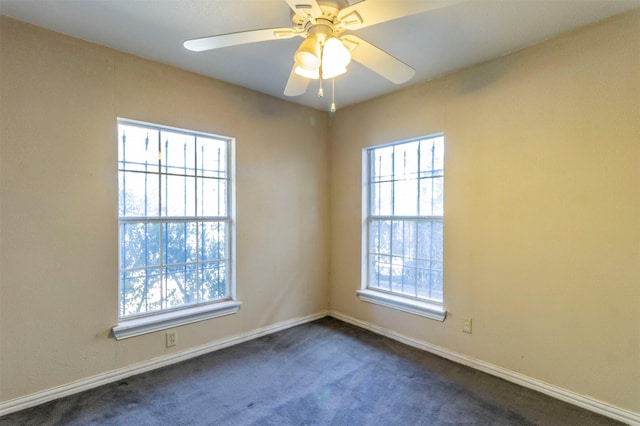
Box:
xmin=463 ymin=318 xmax=472 ymax=334
xmin=166 ymin=331 xmax=177 ymax=347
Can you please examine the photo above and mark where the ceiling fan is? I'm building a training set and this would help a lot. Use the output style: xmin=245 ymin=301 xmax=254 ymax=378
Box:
xmin=184 ymin=0 xmax=451 ymax=109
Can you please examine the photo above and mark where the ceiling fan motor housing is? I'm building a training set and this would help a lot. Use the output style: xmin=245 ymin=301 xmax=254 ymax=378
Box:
xmin=292 ymin=3 xmax=342 ymax=43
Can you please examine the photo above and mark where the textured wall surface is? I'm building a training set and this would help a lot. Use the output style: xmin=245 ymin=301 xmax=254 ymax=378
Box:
xmin=329 ymin=10 xmax=640 ymax=414
xmin=0 ymin=16 xmax=330 ymax=402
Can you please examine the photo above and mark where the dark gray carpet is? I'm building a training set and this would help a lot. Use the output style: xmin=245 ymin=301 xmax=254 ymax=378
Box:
xmin=0 ymin=317 xmax=622 ymax=425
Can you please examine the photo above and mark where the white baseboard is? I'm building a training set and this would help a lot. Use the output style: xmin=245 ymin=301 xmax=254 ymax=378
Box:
xmin=0 ymin=310 xmax=328 ymax=417
xmin=328 ymin=310 xmax=640 ymax=426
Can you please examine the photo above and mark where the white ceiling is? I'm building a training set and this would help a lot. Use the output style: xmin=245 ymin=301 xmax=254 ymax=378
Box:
xmin=1 ymin=0 xmax=638 ymax=111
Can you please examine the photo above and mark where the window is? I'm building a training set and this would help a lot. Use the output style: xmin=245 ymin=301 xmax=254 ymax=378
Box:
xmin=112 ymin=119 xmax=239 ymax=339
xmin=358 ymin=134 xmax=446 ymax=321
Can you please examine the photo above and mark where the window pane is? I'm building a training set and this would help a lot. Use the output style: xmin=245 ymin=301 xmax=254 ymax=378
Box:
xmin=401 ymin=221 xmax=416 ymax=258
xmin=416 ymin=261 xmax=432 ymax=299
xmin=419 ymin=177 xmax=443 ymax=216
xmin=165 ymin=265 xmax=198 ymax=307
xmin=120 ymin=171 xmax=159 ymax=216
xmin=143 ymin=269 xmax=164 ymax=313
xmin=369 ymin=220 xmax=391 ymax=255
xmin=389 ymin=255 xmax=404 ymax=293
xmin=199 ymin=221 xmax=227 ymax=261
xmin=431 ymin=222 xmax=444 ymax=261
xmin=369 ymin=221 xmax=379 ymax=254
xmin=370 ymin=181 xmax=392 ymax=216
xmin=118 ymin=126 xmax=159 ymax=172
xmin=368 ymin=254 xmax=381 ymax=288
xmin=419 ymin=137 xmax=444 ymax=177
xmin=416 ymin=260 xmax=443 ymax=301
xmin=162 ymin=131 xmax=196 ymax=176
xmin=199 ymin=178 xmax=227 ymax=217
xmin=391 ymin=221 xmax=404 ymax=258
xmin=370 ymin=254 xmax=392 ymax=291
xmin=417 ymin=221 xmax=443 ymax=261
xmin=118 ymin=173 xmax=126 ymax=217
xmin=371 ymin=146 xmax=393 ymax=182
xmin=200 ymin=261 xmax=227 ymax=301
xmin=198 ymin=137 xmax=227 ymax=178
xmin=121 ymin=268 xmax=162 ymax=316
xmin=121 ymin=269 xmax=144 ymax=315
xmin=393 ymin=141 xmax=419 ymax=181
xmin=163 ymin=175 xmax=196 ymax=217
xmin=121 ymin=223 xmax=161 ymax=270
xmin=402 ymin=263 xmax=417 ymax=295
xmin=394 ymin=178 xmax=418 ymax=216
xmin=163 ymin=222 xmax=198 ymax=266
xmin=430 ymin=268 xmax=443 ymax=301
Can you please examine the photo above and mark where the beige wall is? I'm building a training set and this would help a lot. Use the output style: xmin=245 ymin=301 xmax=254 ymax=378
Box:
xmin=330 ymin=10 xmax=640 ymax=413
xmin=0 ymin=16 xmax=330 ymax=401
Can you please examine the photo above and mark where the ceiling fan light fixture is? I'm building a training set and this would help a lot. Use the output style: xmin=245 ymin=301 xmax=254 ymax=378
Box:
xmin=294 ymin=66 xmax=320 ymax=79
xmin=294 ymin=35 xmax=321 ymax=71
xmin=322 ymin=37 xmax=351 ymax=69
xmin=320 ymin=37 xmax=350 ymax=79
xmin=322 ymin=66 xmax=347 ymax=79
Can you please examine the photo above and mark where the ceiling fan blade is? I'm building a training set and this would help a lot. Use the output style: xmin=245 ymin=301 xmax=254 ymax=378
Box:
xmin=184 ymin=28 xmax=298 ymax=52
xmin=337 ymin=0 xmax=458 ymax=31
xmin=284 ymin=65 xmax=310 ymax=96
xmin=341 ymin=35 xmax=415 ymax=84
xmin=284 ymin=0 xmax=323 ymax=20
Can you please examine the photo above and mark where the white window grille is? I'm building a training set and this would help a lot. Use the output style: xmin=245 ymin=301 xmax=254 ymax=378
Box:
xmin=117 ymin=119 xmax=234 ymax=321
xmin=360 ymin=134 xmax=445 ymax=320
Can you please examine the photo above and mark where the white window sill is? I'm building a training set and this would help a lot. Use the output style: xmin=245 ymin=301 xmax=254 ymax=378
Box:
xmin=112 ymin=300 xmax=242 ymax=340
xmin=357 ymin=289 xmax=446 ymax=322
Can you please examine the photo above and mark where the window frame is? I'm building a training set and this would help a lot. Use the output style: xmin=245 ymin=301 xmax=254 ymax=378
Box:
xmin=112 ymin=118 xmax=240 ymax=340
xmin=358 ymin=134 xmax=446 ymax=322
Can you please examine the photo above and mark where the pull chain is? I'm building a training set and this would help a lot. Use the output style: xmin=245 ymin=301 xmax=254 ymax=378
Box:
xmin=330 ymin=78 xmax=336 ymax=112
xmin=318 ymin=48 xmax=324 ymax=97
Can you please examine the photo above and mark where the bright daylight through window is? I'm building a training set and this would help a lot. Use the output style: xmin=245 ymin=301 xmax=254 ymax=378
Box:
xmin=116 ymin=119 xmax=236 ymax=331
xmin=360 ymin=134 xmax=445 ymax=321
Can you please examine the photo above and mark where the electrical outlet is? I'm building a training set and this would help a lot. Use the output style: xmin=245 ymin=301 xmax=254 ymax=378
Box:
xmin=166 ymin=331 xmax=177 ymax=347
xmin=462 ymin=318 xmax=472 ymax=334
